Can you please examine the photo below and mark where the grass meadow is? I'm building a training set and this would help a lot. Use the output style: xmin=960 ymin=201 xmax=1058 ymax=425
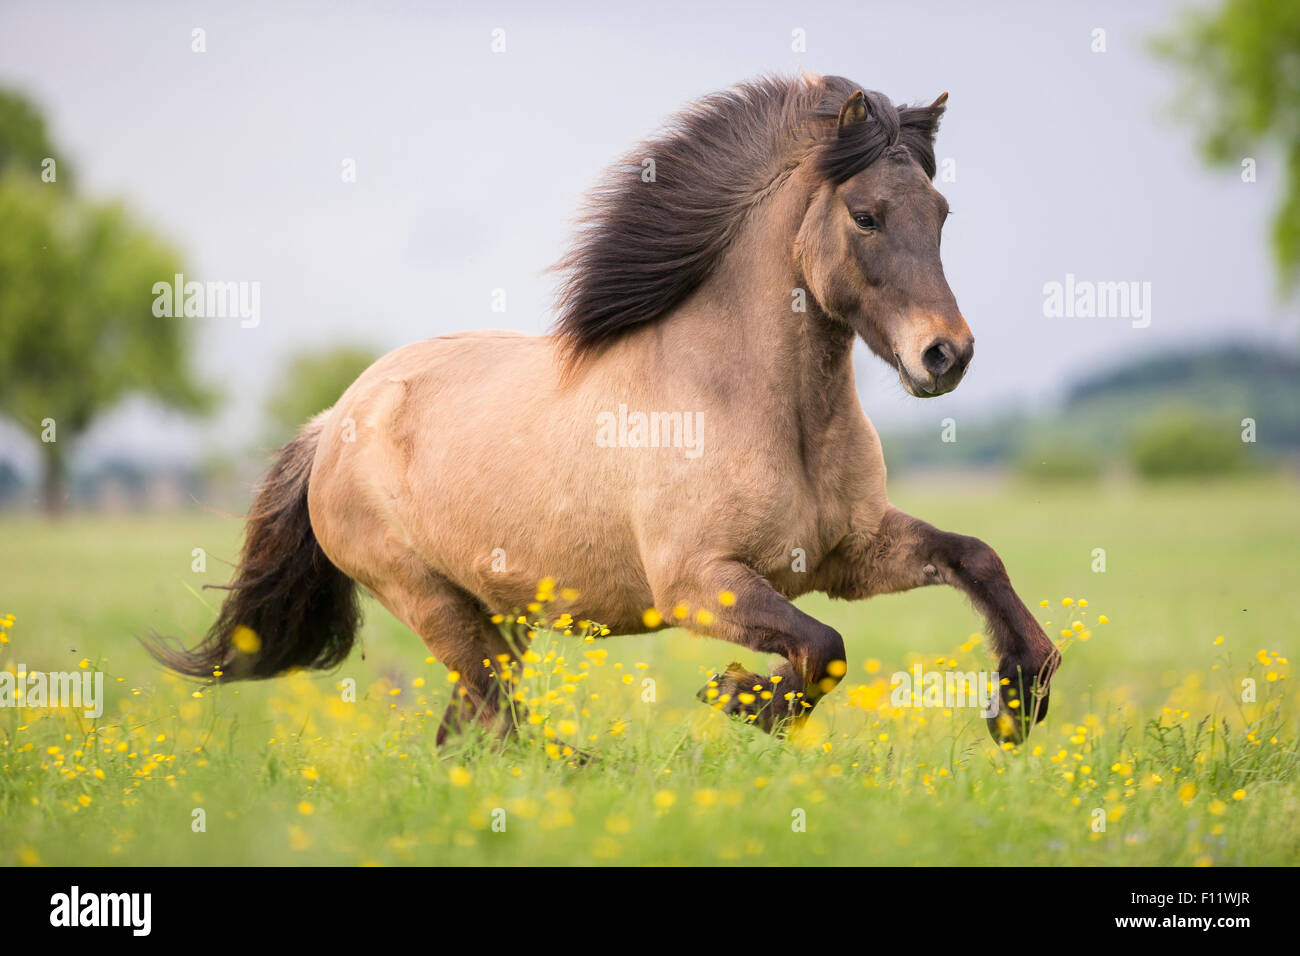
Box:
xmin=1 ymin=475 xmax=1297 ymax=866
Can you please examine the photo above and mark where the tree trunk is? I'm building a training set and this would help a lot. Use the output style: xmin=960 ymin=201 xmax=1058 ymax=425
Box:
xmin=40 ymin=441 xmax=67 ymax=516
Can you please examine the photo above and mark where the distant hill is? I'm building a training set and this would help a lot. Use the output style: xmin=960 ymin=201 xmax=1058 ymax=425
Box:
xmin=1063 ymin=344 xmax=1300 ymax=449
xmin=881 ymin=342 xmax=1300 ymax=471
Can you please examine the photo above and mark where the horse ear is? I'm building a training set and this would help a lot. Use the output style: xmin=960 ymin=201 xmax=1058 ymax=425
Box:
xmin=837 ymin=90 xmax=868 ymax=128
xmin=902 ymin=92 xmax=949 ymax=147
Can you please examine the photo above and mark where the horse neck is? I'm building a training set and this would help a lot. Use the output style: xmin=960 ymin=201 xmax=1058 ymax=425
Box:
xmin=660 ymin=168 xmax=857 ymax=432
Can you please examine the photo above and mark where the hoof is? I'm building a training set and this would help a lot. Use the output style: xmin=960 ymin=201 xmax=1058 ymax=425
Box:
xmin=986 ymin=710 xmax=1029 ymax=745
xmin=696 ymin=662 xmax=788 ymax=733
xmin=985 ymin=665 xmax=1052 ymax=746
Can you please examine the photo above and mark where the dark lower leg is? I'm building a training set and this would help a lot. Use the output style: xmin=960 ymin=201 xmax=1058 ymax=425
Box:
xmin=822 ymin=508 xmax=1060 ymax=742
xmin=677 ymin=567 xmax=846 ymax=733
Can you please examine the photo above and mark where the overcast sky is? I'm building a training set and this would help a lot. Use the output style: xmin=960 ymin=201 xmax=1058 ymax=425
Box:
xmin=1 ymin=0 xmax=1296 ymax=475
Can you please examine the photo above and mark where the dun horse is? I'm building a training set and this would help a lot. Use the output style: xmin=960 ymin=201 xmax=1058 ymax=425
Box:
xmin=147 ymin=74 xmax=1060 ymax=745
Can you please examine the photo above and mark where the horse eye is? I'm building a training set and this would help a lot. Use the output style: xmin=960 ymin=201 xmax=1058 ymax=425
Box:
xmin=853 ymin=213 xmax=878 ymax=231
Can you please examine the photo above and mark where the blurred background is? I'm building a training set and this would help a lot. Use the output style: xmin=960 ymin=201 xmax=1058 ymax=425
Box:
xmin=0 ymin=0 xmax=1296 ymax=506
xmin=1 ymin=0 xmax=1298 ymax=868
xmin=2 ymin=0 xmax=1300 ymax=868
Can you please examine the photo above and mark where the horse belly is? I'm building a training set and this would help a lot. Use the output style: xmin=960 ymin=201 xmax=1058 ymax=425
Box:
xmin=357 ymin=339 xmax=655 ymax=629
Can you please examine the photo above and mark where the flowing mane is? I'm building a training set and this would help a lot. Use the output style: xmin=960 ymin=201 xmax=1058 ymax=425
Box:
xmin=551 ymin=73 xmax=946 ymax=359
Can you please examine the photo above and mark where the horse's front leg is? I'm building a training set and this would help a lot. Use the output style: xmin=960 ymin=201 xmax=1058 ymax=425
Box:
xmin=819 ymin=506 xmax=1061 ymax=743
xmin=657 ymin=565 xmax=846 ymax=733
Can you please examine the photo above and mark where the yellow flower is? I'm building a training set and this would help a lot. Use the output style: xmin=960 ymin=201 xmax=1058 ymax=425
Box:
xmin=718 ymin=590 xmax=736 ymax=606
xmin=694 ymin=609 xmax=715 ymax=626
xmin=653 ymin=790 xmax=676 ymax=809
xmin=1232 ymin=789 xmax=1246 ymax=801
xmin=448 ymin=767 xmax=472 ymax=787
xmin=642 ymin=608 xmax=662 ymax=628
xmin=298 ymin=801 xmax=315 ymax=815
xmin=231 ymin=626 xmax=261 ymax=654
xmin=1208 ymin=800 xmax=1227 ymax=816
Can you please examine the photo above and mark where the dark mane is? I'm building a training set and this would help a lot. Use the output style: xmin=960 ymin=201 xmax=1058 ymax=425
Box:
xmin=551 ymin=73 xmax=945 ymax=359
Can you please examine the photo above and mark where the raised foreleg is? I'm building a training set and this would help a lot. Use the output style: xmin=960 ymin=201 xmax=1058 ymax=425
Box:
xmin=817 ymin=506 xmax=1060 ymax=742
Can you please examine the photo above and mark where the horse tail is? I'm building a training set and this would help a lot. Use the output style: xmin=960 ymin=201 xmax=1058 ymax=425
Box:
xmin=142 ymin=415 xmax=361 ymax=680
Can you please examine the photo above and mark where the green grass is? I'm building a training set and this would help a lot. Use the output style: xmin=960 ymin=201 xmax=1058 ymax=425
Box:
xmin=1 ymin=475 xmax=1297 ymax=865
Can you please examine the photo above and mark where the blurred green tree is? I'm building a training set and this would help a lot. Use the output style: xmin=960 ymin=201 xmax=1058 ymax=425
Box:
xmin=1153 ymin=0 xmax=1300 ymax=294
xmin=0 ymin=89 xmax=211 ymax=514
xmin=1130 ymin=408 xmax=1253 ymax=479
xmin=0 ymin=88 xmax=72 ymax=184
xmin=264 ymin=346 xmax=378 ymax=446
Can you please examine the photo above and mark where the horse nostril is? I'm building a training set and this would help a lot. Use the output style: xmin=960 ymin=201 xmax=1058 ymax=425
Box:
xmin=958 ymin=339 xmax=974 ymax=372
xmin=921 ymin=339 xmax=956 ymax=377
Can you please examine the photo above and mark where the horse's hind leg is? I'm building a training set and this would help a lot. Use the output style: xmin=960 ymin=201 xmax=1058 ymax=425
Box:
xmin=428 ymin=610 xmax=519 ymax=748
xmin=363 ymin=559 xmax=517 ymax=746
xmin=656 ymin=564 xmax=846 ymax=733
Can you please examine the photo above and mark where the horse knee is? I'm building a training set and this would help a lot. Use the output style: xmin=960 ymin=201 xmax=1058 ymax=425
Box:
xmin=946 ymin=533 xmax=1007 ymax=582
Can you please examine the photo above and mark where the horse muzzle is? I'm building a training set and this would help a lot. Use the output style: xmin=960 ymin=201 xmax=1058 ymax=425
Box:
xmin=895 ymin=337 xmax=973 ymax=397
